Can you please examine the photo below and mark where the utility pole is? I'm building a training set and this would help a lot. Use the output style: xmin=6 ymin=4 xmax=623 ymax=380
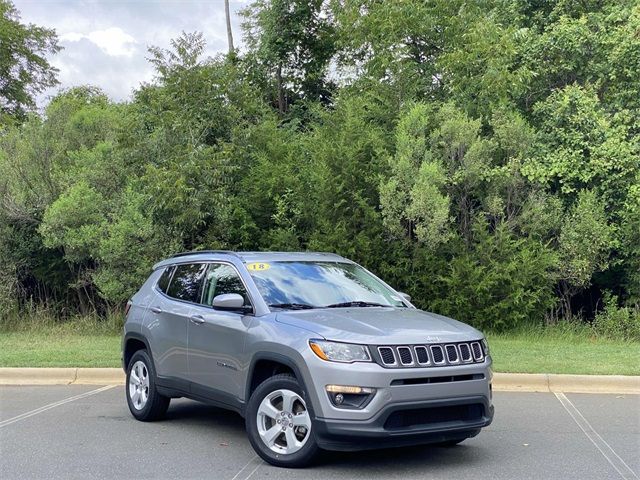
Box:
xmin=224 ymin=0 xmax=234 ymax=54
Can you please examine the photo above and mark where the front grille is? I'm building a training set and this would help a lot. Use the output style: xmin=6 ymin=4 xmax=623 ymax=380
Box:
xmin=378 ymin=347 xmax=396 ymax=365
xmin=445 ymin=345 xmax=459 ymax=363
xmin=415 ymin=346 xmax=430 ymax=364
xmin=384 ymin=403 xmax=485 ymax=430
xmin=431 ymin=345 xmax=445 ymax=364
xmin=373 ymin=341 xmax=486 ymax=369
xmin=471 ymin=342 xmax=483 ymax=361
xmin=397 ymin=347 xmax=414 ymax=365
xmin=459 ymin=343 xmax=472 ymax=362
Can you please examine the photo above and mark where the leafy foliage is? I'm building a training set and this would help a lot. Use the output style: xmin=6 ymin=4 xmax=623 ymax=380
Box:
xmin=1 ymin=0 xmax=638 ymax=336
xmin=0 ymin=0 xmax=60 ymax=123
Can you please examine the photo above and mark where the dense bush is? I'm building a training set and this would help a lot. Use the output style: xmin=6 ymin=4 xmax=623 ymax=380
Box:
xmin=0 ymin=0 xmax=638 ymax=337
xmin=593 ymin=295 xmax=640 ymax=342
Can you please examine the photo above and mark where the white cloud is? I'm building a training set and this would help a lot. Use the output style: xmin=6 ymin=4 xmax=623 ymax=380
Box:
xmin=14 ymin=0 xmax=248 ymax=106
xmin=60 ymin=27 xmax=137 ymax=57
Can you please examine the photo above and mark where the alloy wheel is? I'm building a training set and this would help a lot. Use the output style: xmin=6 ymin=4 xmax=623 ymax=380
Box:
xmin=128 ymin=360 xmax=150 ymax=410
xmin=256 ymin=389 xmax=311 ymax=455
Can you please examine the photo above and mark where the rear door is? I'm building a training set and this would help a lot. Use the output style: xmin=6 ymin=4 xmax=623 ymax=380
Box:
xmin=187 ymin=262 xmax=254 ymax=402
xmin=146 ymin=263 xmax=207 ymax=384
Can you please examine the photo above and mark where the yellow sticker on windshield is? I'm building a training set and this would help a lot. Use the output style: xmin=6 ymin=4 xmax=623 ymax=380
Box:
xmin=247 ymin=262 xmax=271 ymax=271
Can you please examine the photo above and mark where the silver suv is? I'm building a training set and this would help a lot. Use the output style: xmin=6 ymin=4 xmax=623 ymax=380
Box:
xmin=123 ymin=251 xmax=494 ymax=467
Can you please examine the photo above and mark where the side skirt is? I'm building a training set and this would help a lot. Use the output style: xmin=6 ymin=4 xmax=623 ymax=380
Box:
xmin=156 ymin=376 xmax=246 ymax=417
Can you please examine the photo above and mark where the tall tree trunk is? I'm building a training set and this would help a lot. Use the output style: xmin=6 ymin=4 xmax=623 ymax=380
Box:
xmin=276 ymin=63 xmax=285 ymax=114
xmin=224 ymin=0 xmax=234 ymax=54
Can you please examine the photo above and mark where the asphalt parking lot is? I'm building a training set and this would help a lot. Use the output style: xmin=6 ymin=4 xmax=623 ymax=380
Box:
xmin=1 ymin=386 xmax=638 ymax=480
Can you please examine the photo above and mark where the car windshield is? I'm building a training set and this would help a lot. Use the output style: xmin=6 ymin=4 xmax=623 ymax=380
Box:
xmin=247 ymin=261 xmax=406 ymax=309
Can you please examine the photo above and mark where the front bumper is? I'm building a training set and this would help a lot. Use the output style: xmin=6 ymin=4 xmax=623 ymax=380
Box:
xmin=314 ymin=395 xmax=494 ymax=451
xmin=303 ymin=355 xmax=494 ymax=450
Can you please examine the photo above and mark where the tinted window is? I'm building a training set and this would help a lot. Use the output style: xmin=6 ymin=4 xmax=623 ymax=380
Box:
xmin=202 ymin=264 xmax=250 ymax=306
xmin=166 ymin=263 xmax=207 ymax=303
xmin=156 ymin=266 xmax=175 ymax=294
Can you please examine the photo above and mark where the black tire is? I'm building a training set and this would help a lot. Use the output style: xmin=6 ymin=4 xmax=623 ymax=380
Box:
xmin=125 ymin=349 xmax=170 ymax=421
xmin=245 ymin=374 xmax=320 ymax=468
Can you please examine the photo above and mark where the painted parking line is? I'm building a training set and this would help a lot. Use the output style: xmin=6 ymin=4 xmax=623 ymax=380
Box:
xmin=555 ymin=392 xmax=638 ymax=480
xmin=241 ymin=461 xmax=263 ymax=480
xmin=0 ymin=385 xmax=116 ymax=428
xmin=230 ymin=455 xmax=261 ymax=480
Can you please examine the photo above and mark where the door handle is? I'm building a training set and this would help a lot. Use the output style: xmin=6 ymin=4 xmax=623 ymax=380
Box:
xmin=190 ymin=314 xmax=205 ymax=325
xmin=150 ymin=306 xmax=163 ymax=314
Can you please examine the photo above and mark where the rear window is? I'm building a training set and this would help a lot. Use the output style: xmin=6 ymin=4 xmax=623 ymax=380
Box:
xmin=166 ymin=263 xmax=207 ymax=303
xmin=156 ymin=266 xmax=175 ymax=294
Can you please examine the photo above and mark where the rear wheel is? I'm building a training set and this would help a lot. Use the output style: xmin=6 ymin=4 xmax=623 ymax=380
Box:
xmin=125 ymin=349 xmax=170 ymax=421
xmin=246 ymin=374 xmax=320 ymax=467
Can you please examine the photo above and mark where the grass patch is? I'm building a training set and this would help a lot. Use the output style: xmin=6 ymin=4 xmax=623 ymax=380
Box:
xmin=0 ymin=309 xmax=123 ymax=368
xmin=1 ymin=319 xmax=638 ymax=374
xmin=488 ymin=331 xmax=640 ymax=376
xmin=0 ymin=332 xmax=121 ymax=368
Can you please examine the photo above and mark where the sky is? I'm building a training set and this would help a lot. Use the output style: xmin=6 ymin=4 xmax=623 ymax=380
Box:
xmin=14 ymin=0 xmax=249 ymax=107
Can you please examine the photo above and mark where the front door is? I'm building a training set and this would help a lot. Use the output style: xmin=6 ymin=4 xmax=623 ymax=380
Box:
xmin=187 ymin=263 xmax=254 ymax=402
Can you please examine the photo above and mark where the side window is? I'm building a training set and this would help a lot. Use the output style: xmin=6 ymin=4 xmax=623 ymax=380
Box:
xmin=156 ymin=266 xmax=175 ymax=294
xmin=202 ymin=264 xmax=250 ymax=307
xmin=166 ymin=263 xmax=207 ymax=303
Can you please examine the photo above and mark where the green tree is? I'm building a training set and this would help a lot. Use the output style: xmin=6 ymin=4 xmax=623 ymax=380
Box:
xmin=556 ymin=190 xmax=616 ymax=319
xmin=242 ymin=0 xmax=336 ymax=113
xmin=0 ymin=0 xmax=60 ymax=123
xmin=380 ymin=103 xmax=450 ymax=248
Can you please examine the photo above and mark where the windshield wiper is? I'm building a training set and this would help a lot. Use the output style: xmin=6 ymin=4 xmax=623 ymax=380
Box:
xmin=324 ymin=301 xmax=387 ymax=308
xmin=269 ymin=303 xmax=317 ymax=310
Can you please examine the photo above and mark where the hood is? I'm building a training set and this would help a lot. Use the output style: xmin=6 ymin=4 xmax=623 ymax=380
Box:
xmin=275 ymin=307 xmax=482 ymax=345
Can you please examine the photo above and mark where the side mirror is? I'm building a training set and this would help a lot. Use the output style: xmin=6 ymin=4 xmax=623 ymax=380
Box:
xmin=398 ymin=292 xmax=412 ymax=303
xmin=212 ymin=293 xmax=250 ymax=312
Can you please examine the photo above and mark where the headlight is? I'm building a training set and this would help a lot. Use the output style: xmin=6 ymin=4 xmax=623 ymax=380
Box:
xmin=481 ymin=338 xmax=490 ymax=356
xmin=309 ymin=340 xmax=371 ymax=363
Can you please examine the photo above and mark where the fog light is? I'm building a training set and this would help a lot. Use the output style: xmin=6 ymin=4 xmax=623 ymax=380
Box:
xmin=326 ymin=385 xmax=375 ymax=394
xmin=326 ymin=385 xmax=376 ymax=409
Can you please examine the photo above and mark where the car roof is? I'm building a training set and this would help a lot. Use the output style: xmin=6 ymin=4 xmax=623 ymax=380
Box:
xmin=152 ymin=251 xmax=350 ymax=270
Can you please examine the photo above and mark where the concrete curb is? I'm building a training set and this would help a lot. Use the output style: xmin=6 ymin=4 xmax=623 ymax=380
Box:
xmin=494 ymin=373 xmax=640 ymax=394
xmin=0 ymin=368 xmax=638 ymax=394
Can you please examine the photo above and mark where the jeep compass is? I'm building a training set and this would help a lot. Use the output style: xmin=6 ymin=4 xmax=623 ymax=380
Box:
xmin=122 ymin=251 xmax=494 ymax=467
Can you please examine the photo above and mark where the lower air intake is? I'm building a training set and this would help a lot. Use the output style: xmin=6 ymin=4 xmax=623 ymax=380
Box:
xmin=384 ymin=403 xmax=485 ymax=430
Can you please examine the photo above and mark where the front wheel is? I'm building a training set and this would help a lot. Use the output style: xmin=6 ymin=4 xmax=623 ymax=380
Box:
xmin=245 ymin=374 xmax=320 ymax=468
xmin=125 ymin=349 xmax=170 ymax=421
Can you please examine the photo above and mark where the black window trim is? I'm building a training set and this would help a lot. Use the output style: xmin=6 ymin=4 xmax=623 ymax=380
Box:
xmin=154 ymin=260 xmax=255 ymax=315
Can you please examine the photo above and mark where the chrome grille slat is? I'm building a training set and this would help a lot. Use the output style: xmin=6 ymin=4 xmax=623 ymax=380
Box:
xmin=459 ymin=343 xmax=472 ymax=362
xmin=378 ymin=346 xmax=397 ymax=365
xmin=414 ymin=346 xmax=430 ymax=365
xmin=471 ymin=342 xmax=483 ymax=361
xmin=397 ymin=346 xmax=414 ymax=365
xmin=445 ymin=344 xmax=459 ymax=363
xmin=430 ymin=345 xmax=445 ymax=364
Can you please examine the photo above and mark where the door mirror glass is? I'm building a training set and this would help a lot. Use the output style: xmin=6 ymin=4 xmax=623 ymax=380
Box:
xmin=212 ymin=293 xmax=246 ymax=311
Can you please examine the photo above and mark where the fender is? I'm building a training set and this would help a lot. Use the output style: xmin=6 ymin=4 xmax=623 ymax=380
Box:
xmin=122 ymin=331 xmax=152 ymax=371
xmin=245 ymin=351 xmax=319 ymax=414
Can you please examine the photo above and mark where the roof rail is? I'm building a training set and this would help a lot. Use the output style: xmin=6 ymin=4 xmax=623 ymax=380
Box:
xmin=170 ymin=250 xmax=239 ymax=259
